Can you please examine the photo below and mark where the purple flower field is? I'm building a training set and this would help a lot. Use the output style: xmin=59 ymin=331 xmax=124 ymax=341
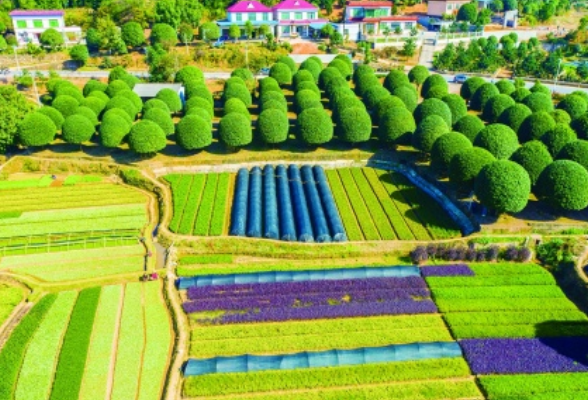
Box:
xmin=420 ymin=264 xmax=475 ymax=277
xmin=460 ymin=337 xmax=588 ymax=374
xmin=183 ymin=276 xmax=437 ymax=324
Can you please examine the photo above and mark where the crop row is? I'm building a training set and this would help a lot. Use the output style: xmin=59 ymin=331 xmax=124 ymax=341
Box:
xmin=79 ymin=285 xmax=122 ymax=400
xmin=0 ymin=175 xmax=53 ymax=190
xmin=432 ymin=285 xmax=565 ymax=300
xmin=363 ymin=168 xmax=415 ymax=240
xmin=351 ymin=168 xmax=397 ymax=240
xmin=435 ymin=297 xmax=578 ymax=313
xmin=177 ymin=174 xmax=205 ymax=235
xmin=426 ymin=274 xmax=555 ymax=287
xmin=137 ymin=282 xmax=172 ymax=400
xmin=479 ymin=372 xmax=588 ymax=399
xmin=0 ymin=293 xmax=56 ymax=400
xmin=165 ymin=175 xmax=193 ymax=232
xmin=186 ymin=379 xmax=481 ymax=400
xmin=325 ymin=169 xmax=363 ymax=241
xmin=183 ymin=358 xmax=472 ymax=397
xmin=208 ymin=173 xmax=230 ymax=236
xmin=62 ymin=175 xmax=102 ymax=185
xmin=194 ymin=174 xmax=219 ymax=236
xmin=469 ymin=262 xmax=550 ymax=276
xmin=0 ymin=285 xmax=23 ymax=326
xmin=375 ymin=169 xmax=432 ymax=240
xmin=0 ymin=204 xmax=145 ymax=226
xmin=50 ymin=287 xmax=101 ymax=400
xmin=15 ymin=291 xmax=77 ymax=400
xmin=461 ymin=337 xmax=588 ymax=374
xmin=420 ymin=265 xmax=474 ymax=277
xmin=191 ymin=325 xmax=451 ymax=358
xmin=0 ymin=245 xmax=143 ymax=267
xmin=451 ymin=323 xmax=588 ymax=339
xmin=389 ymin=173 xmax=461 ymax=239
xmin=179 ymin=254 xmax=233 ymax=265
xmin=338 ymin=169 xmax=380 ymax=240
xmin=111 ymin=283 xmax=145 ymax=400
xmin=446 ymin=310 xmax=588 ymax=326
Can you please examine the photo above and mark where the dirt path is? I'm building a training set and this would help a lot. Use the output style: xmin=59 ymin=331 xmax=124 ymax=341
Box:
xmin=106 ymin=284 xmax=125 ymax=400
xmin=0 ymin=302 xmax=32 ymax=350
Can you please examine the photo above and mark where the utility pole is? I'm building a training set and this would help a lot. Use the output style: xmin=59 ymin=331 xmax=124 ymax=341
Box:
xmin=552 ymin=58 xmax=562 ymax=95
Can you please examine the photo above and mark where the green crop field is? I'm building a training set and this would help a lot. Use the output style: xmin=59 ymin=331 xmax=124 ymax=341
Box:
xmin=0 ymin=245 xmax=145 ymax=281
xmin=326 ymin=168 xmax=461 ymax=241
xmin=190 ymin=314 xmax=453 ymax=358
xmin=0 ymin=284 xmax=24 ymax=326
xmin=426 ymin=263 xmax=588 ymax=339
xmin=0 ymin=282 xmax=172 ymax=400
xmin=164 ymin=173 xmax=233 ymax=236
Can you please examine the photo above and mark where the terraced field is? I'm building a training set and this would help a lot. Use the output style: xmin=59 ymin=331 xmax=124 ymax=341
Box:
xmin=327 ymin=167 xmax=461 ymax=241
xmin=0 ymin=282 xmax=172 ymax=400
xmin=0 ymin=284 xmax=24 ymax=327
xmin=0 ymin=175 xmax=149 ymax=281
xmin=164 ymin=173 xmax=233 ymax=236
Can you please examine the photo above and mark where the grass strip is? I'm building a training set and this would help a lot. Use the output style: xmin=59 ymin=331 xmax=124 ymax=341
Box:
xmin=111 ymin=283 xmax=145 ymax=400
xmin=450 ymin=323 xmax=588 ymax=339
xmin=0 ymin=211 xmax=21 ymax=219
xmin=15 ymin=291 xmax=77 ymax=400
xmin=209 ymin=173 xmax=230 ymax=236
xmin=137 ymin=282 xmax=172 ymax=400
xmin=0 ymin=294 xmax=57 ymax=400
xmin=376 ymin=169 xmax=431 ymax=240
xmin=350 ymin=168 xmax=396 ymax=240
xmin=79 ymin=285 xmax=122 ymax=400
xmin=338 ymin=169 xmax=380 ymax=240
xmin=432 ymin=286 xmax=565 ymax=299
xmin=435 ymin=298 xmax=578 ymax=313
xmin=179 ymin=254 xmax=234 ymax=265
xmin=426 ymin=274 xmax=556 ymax=288
xmin=469 ymin=263 xmax=549 ymax=276
xmin=194 ymin=173 xmax=219 ymax=236
xmin=187 ymin=375 xmax=480 ymax=399
xmin=49 ymin=287 xmax=101 ymax=400
xmin=165 ymin=175 xmax=193 ymax=233
xmin=325 ymin=169 xmax=363 ymax=241
xmin=0 ymin=285 xmax=24 ymax=326
xmin=389 ymin=173 xmax=460 ymax=239
xmin=480 ymin=373 xmax=588 ymax=398
xmin=363 ymin=168 xmax=414 ymax=240
xmin=178 ymin=175 xmax=206 ymax=235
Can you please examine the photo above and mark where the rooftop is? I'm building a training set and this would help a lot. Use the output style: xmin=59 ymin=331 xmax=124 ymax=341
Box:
xmin=346 ymin=1 xmax=393 ymax=7
xmin=9 ymin=9 xmax=64 ymax=17
xmin=227 ymin=1 xmax=272 ymax=12
xmin=273 ymin=0 xmax=318 ymax=10
xmin=133 ymin=83 xmax=183 ymax=98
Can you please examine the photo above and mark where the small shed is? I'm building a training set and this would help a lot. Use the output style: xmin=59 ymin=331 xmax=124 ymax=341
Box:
xmin=133 ymin=83 xmax=185 ymax=105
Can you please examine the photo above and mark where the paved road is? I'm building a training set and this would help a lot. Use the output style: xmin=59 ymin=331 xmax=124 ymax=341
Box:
xmin=3 ymin=68 xmax=587 ymax=95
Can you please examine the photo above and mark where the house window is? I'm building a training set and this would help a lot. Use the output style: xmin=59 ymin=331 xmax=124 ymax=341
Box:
xmin=33 ymin=19 xmax=43 ymax=28
xmin=283 ymin=25 xmax=291 ymax=34
xmin=366 ymin=23 xmax=375 ymax=33
xmin=352 ymin=8 xmax=362 ymax=17
xmin=295 ymin=12 xmax=302 ymax=19
xmin=281 ymin=12 xmax=289 ymax=19
xmin=263 ymin=12 xmax=269 ymax=20
xmin=365 ymin=9 xmax=375 ymax=17
xmin=236 ymin=13 xmax=242 ymax=21
xmin=16 ymin=20 xmax=26 ymax=28
xmin=49 ymin=19 xmax=59 ymax=27
xmin=308 ymin=12 xmax=316 ymax=19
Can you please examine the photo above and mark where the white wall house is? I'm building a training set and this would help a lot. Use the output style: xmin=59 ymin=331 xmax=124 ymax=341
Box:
xmin=339 ymin=1 xmax=417 ymax=41
xmin=273 ymin=0 xmax=326 ymax=38
xmin=217 ymin=1 xmax=278 ymax=38
xmin=427 ymin=0 xmax=470 ymax=17
xmin=10 ymin=10 xmax=82 ymax=46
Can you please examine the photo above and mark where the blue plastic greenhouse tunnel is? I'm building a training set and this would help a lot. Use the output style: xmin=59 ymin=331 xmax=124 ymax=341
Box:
xmin=229 ymin=164 xmax=347 ymax=243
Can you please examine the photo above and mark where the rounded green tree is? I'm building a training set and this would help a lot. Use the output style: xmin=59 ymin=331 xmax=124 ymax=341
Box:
xmin=460 ymin=77 xmax=485 ymax=101
xmin=541 ymin=123 xmax=577 ymax=157
xmin=494 ymin=79 xmax=516 ymax=95
xmin=297 ymin=108 xmax=333 ymax=145
xmin=150 ymin=23 xmax=178 ymax=49
xmin=257 ymin=108 xmax=289 ymax=145
xmin=408 ymin=65 xmax=429 ymax=87
xmin=430 ymin=131 xmax=473 ymax=172
xmin=128 ymin=120 xmax=167 ymax=154
xmin=482 ymin=93 xmax=515 ymax=123
xmin=498 ymin=103 xmax=532 ymax=133
xmin=384 ymin=70 xmax=410 ymax=92
xmin=100 ymin=112 xmax=131 ymax=148
xmin=470 ymin=83 xmax=500 ymax=111
xmin=175 ymin=115 xmax=212 ymax=150
xmin=442 ymin=94 xmax=467 ymax=125
xmin=522 ymin=92 xmax=554 ymax=113
xmin=536 ymin=160 xmax=588 ymax=211
xmin=453 ymin=115 xmax=485 ymax=142
xmin=270 ymin=62 xmax=293 ymax=86
xmin=223 ymin=97 xmax=250 ymax=117
xmin=37 ymin=106 xmax=64 ymax=130
xmin=79 ymin=97 xmax=106 ymax=116
xmin=62 ymin=114 xmax=95 ymax=144
xmin=557 ymin=94 xmax=587 ymax=120
xmin=510 ymin=140 xmax=553 ymax=186
xmin=222 ymin=83 xmax=252 ymax=107
xmin=510 ymin=87 xmax=531 ymax=103
xmin=17 ymin=113 xmax=56 ymax=147
xmin=557 ymin=140 xmax=588 ymax=171
xmin=474 ymin=160 xmax=530 ymax=213
xmin=412 ymin=115 xmax=449 ymax=153
xmin=277 ymin=55 xmax=297 ymax=73
xmin=156 ymin=88 xmax=182 ymax=113
xmin=105 ymin=96 xmax=136 ymax=120
xmin=378 ymin=107 xmax=416 ymax=144
xmin=449 ymin=146 xmax=496 ymax=184
xmin=175 ymin=65 xmax=204 ymax=85
xmin=143 ymin=108 xmax=175 ymax=135
xmin=391 ymin=85 xmax=418 ymax=112
xmin=551 ymin=109 xmax=572 ymax=125
xmin=219 ymin=112 xmax=252 ymax=148
xmin=75 ymin=106 xmax=99 ymax=126
xmin=52 ymin=95 xmax=79 ymax=118
xmin=474 ymin=123 xmax=519 ymax=159
xmin=414 ymin=98 xmax=452 ymax=126
xmin=143 ymin=98 xmax=171 ymax=113
xmin=338 ymin=107 xmax=372 ymax=143
xmin=421 ymin=74 xmax=448 ymax=99
xmin=518 ymin=111 xmax=556 ymax=143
